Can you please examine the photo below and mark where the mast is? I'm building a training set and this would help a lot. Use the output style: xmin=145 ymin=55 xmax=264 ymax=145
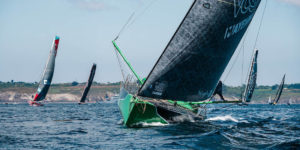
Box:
xmin=273 ymin=74 xmax=285 ymax=104
xmin=79 ymin=63 xmax=97 ymax=103
xmin=32 ymin=36 xmax=60 ymax=102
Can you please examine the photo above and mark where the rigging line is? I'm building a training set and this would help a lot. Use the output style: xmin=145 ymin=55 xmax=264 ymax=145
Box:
xmin=241 ymin=38 xmax=245 ymax=94
xmin=253 ymin=0 xmax=268 ymax=50
xmin=127 ymin=0 xmax=158 ymax=28
xmin=116 ymin=12 xmax=135 ymax=40
xmin=222 ymin=34 xmax=246 ymax=83
xmin=113 ymin=47 xmax=126 ymax=82
xmin=115 ymin=0 xmax=158 ymax=40
xmin=113 ymin=1 xmax=157 ymax=81
xmin=244 ymin=48 xmax=255 ymax=83
xmin=241 ymin=39 xmax=245 ymax=85
xmin=36 ymin=49 xmax=51 ymax=84
xmin=244 ymin=0 xmax=268 ymax=83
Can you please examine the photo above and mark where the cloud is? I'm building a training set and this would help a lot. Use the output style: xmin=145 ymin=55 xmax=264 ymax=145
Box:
xmin=279 ymin=0 xmax=300 ymax=6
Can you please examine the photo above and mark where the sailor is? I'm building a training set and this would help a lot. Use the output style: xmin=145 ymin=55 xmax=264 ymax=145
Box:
xmin=213 ymin=81 xmax=225 ymax=101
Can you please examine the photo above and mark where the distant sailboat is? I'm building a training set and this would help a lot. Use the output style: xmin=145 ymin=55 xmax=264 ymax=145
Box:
xmin=29 ymin=36 xmax=60 ymax=106
xmin=212 ymin=50 xmax=258 ymax=103
xmin=78 ymin=63 xmax=97 ymax=104
xmin=241 ymin=49 xmax=258 ymax=103
xmin=271 ymin=74 xmax=285 ymax=105
xmin=113 ymin=0 xmax=262 ymax=127
xmin=287 ymin=98 xmax=291 ymax=105
xmin=105 ymin=93 xmax=110 ymax=101
xmin=268 ymin=96 xmax=272 ymax=105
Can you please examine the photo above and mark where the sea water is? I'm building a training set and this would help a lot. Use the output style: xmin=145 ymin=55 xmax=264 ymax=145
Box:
xmin=0 ymin=102 xmax=299 ymax=149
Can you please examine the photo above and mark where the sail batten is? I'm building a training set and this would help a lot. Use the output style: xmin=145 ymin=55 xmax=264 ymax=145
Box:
xmin=138 ymin=0 xmax=261 ymax=101
xmin=80 ymin=64 xmax=97 ymax=103
xmin=33 ymin=36 xmax=60 ymax=102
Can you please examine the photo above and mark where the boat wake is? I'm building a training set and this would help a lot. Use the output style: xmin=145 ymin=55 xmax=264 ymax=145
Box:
xmin=132 ymin=122 xmax=168 ymax=128
xmin=171 ymin=115 xmax=196 ymax=123
xmin=205 ymin=115 xmax=239 ymax=122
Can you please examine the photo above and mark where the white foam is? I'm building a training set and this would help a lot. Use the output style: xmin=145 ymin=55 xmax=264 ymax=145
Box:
xmin=172 ymin=115 xmax=196 ymax=123
xmin=132 ymin=122 xmax=168 ymax=127
xmin=206 ymin=115 xmax=239 ymax=122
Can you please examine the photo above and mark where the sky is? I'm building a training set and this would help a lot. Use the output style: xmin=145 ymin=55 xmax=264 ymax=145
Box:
xmin=0 ymin=0 xmax=299 ymax=86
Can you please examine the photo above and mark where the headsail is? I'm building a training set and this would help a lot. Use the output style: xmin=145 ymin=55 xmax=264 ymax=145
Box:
xmin=138 ymin=0 xmax=261 ymax=101
xmin=268 ymin=96 xmax=272 ymax=104
xmin=287 ymin=98 xmax=291 ymax=105
xmin=273 ymin=74 xmax=285 ymax=104
xmin=33 ymin=36 xmax=60 ymax=101
xmin=80 ymin=64 xmax=97 ymax=103
xmin=242 ymin=49 xmax=258 ymax=103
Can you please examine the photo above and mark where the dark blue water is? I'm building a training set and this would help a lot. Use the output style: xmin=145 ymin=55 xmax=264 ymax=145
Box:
xmin=0 ymin=102 xmax=299 ymax=149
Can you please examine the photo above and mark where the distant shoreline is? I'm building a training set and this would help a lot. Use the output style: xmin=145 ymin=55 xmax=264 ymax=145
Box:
xmin=1 ymin=81 xmax=299 ymax=104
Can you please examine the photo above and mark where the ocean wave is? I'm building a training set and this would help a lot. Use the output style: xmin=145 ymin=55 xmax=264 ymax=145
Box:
xmin=205 ymin=115 xmax=239 ymax=122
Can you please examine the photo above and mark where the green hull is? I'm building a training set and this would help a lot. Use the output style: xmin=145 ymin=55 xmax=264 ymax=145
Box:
xmin=118 ymin=92 xmax=242 ymax=127
xmin=118 ymin=94 xmax=168 ymax=127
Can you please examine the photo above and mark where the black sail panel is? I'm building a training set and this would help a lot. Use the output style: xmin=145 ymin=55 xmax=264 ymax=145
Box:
xmin=33 ymin=36 xmax=60 ymax=101
xmin=243 ymin=50 xmax=258 ymax=102
xmin=138 ymin=0 xmax=261 ymax=101
xmin=273 ymin=74 xmax=285 ymax=104
xmin=80 ymin=64 xmax=97 ymax=103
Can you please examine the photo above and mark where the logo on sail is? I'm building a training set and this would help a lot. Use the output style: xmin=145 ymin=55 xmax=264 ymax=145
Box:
xmin=234 ymin=0 xmax=259 ymax=18
xmin=152 ymin=81 xmax=167 ymax=96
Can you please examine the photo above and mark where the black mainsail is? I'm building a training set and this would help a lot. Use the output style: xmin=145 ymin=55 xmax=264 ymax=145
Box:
xmin=272 ymin=74 xmax=285 ymax=105
xmin=242 ymin=49 xmax=258 ymax=102
xmin=79 ymin=64 xmax=97 ymax=103
xmin=31 ymin=36 xmax=60 ymax=103
xmin=138 ymin=0 xmax=261 ymax=101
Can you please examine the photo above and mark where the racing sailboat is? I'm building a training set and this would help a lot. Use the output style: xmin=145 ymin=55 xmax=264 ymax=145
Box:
xmin=287 ymin=98 xmax=291 ymax=105
xmin=242 ymin=50 xmax=258 ymax=103
xmin=78 ymin=63 xmax=97 ymax=104
xmin=29 ymin=36 xmax=60 ymax=106
xmin=113 ymin=0 xmax=262 ymax=127
xmin=271 ymin=74 xmax=285 ymax=105
xmin=268 ymin=96 xmax=272 ymax=104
